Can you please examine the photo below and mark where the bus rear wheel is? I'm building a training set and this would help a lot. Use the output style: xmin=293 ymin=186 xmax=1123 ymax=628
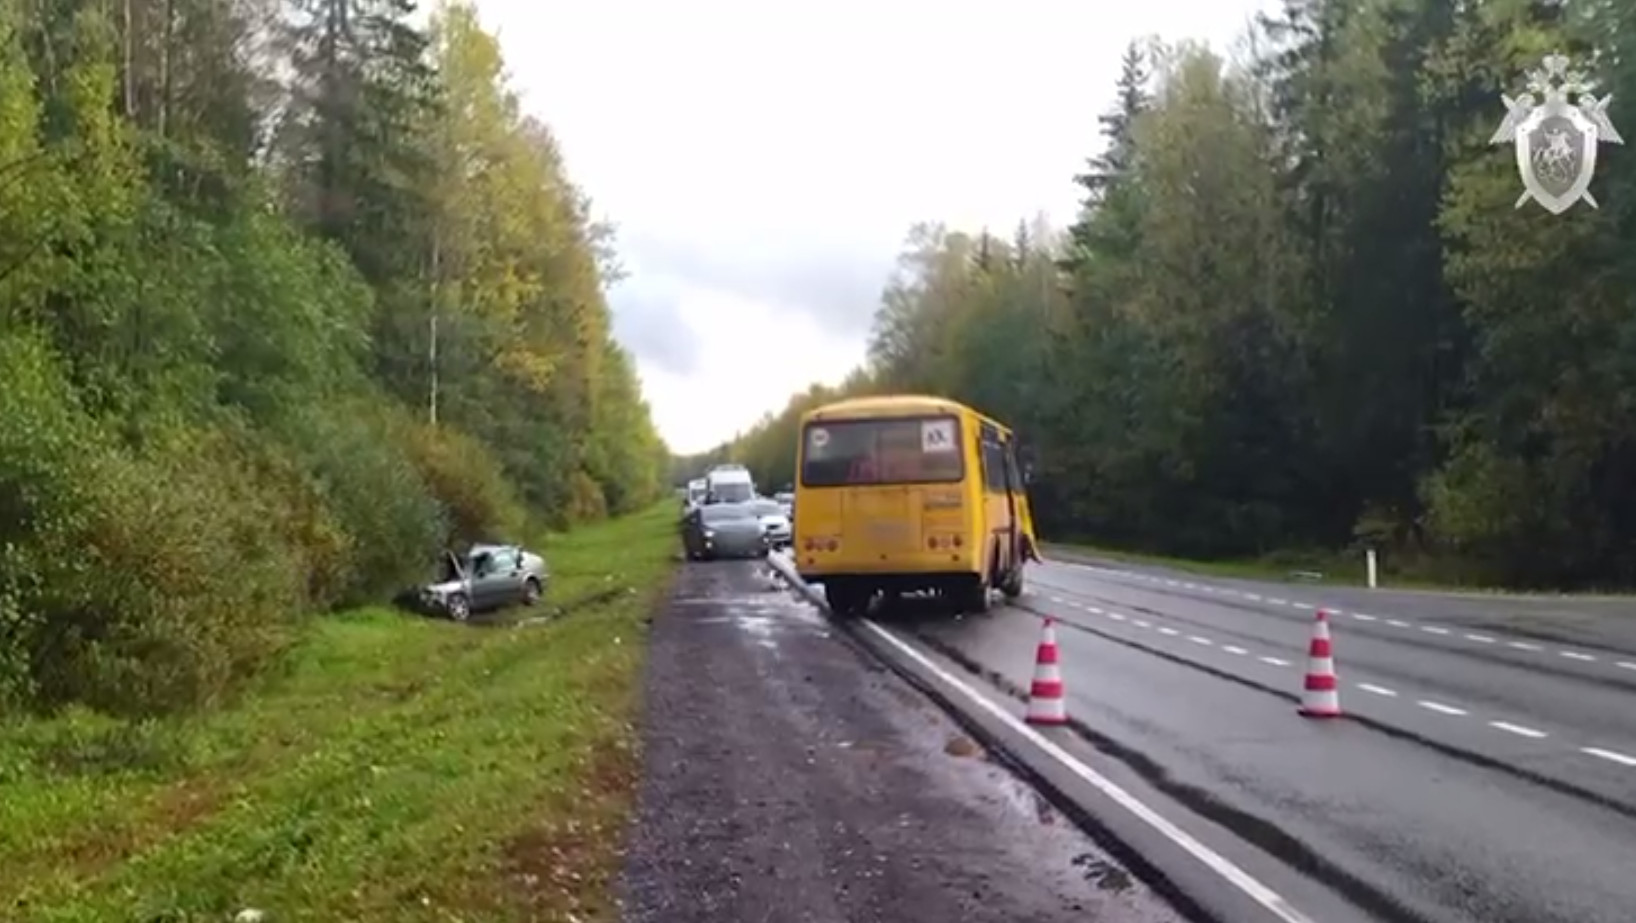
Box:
xmin=999 ymin=566 xmax=1024 ymax=600
xmin=825 ymin=580 xmax=871 ymax=618
xmin=955 ymin=576 xmax=991 ymax=615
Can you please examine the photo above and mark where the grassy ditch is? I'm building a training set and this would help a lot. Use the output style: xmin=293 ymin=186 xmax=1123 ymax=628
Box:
xmin=0 ymin=502 xmax=679 ymax=923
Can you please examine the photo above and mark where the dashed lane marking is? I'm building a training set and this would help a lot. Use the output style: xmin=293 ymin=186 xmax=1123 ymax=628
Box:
xmin=860 ymin=620 xmax=1320 ymax=923
xmin=1048 ymin=563 xmax=1636 ymax=680
xmin=1024 ymin=577 xmax=1636 ymax=770
xmin=1490 ymin=721 xmax=1547 ymax=739
xmin=1582 ymin=747 xmax=1636 ymax=767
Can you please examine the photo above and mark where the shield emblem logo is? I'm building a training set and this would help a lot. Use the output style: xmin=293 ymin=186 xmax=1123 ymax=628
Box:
xmin=1514 ymin=98 xmax=1601 ymax=214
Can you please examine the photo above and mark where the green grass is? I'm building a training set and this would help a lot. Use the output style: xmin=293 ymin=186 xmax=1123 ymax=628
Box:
xmin=0 ymin=502 xmax=679 ymax=923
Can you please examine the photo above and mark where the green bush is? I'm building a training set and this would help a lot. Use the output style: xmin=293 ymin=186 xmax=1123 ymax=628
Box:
xmin=32 ymin=427 xmax=324 ymax=716
xmin=273 ymin=399 xmax=448 ymax=605
xmin=0 ymin=332 xmax=319 ymax=716
xmin=399 ymin=418 xmax=529 ymax=546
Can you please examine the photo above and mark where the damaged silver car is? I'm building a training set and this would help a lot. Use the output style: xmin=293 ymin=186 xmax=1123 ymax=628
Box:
xmin=419 ymin=543 xmax=548 ymax=621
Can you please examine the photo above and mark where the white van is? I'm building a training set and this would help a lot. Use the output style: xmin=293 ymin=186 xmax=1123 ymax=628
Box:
xmin=705 ymin=466 xmax=755 ymax=504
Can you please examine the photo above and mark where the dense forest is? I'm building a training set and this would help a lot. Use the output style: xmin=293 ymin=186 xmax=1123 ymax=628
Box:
xmin=685 ymin=0 xmax=1636 ymax=591
xmin=0 ymin=0 xmax=666 ymax=715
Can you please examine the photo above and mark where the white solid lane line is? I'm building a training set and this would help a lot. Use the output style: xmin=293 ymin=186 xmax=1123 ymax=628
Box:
xmin=1489 ymin=721 xmax=1547 ymax=739
xmin=862 ymin=620 xmax=1318 ymax=923
xmin=1418 ymin=700 xmax=1468 ymax=716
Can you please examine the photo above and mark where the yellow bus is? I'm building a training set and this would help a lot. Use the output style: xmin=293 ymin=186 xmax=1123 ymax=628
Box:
xmin=791 ymin=394 xmax=1040 ymax=616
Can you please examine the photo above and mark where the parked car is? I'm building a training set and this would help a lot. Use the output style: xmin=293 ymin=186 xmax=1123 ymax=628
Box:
xmin=418 ymin=542 xmax=548 ymax=621
xmin=682 ymin=502 xmax=770 ymax=560
xmin=772 ymin=490 xmax=794 ymax=519
xmin=750 ymin=498 xmax=792 ymax=548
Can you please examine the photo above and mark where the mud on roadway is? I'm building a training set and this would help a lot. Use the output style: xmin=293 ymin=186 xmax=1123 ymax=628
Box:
xmin=617 ymin=556 xmax=1188 ymax=923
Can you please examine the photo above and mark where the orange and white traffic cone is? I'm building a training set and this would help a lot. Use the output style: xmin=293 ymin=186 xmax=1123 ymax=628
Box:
xmin=1025 ymin=617 xmax=1068 ymax=725
xmin=1298 ymin=609 xmax=1341 ymax=718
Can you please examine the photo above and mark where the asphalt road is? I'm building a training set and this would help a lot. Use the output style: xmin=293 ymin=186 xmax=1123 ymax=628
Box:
xmin=617 ymin=557 xmax=1187 ymax=923
xmin=1044 ymin=545 xmax=1636 ymax=651
xmin=881 ymin=557 xmax=1636 ymax=923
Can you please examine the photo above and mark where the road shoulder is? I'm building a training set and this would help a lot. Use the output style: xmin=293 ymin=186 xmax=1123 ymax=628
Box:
xmin=618 ymin=558 xmax=1182 ymax=923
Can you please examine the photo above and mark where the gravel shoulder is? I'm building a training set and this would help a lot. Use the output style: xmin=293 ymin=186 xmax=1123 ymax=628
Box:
xmin=617 ymin=556 xmax=1187 ymax=923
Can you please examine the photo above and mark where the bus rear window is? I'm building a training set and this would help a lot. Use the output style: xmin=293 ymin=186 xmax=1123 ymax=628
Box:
xmin=800 ymin=416 xmax=964 ymax=487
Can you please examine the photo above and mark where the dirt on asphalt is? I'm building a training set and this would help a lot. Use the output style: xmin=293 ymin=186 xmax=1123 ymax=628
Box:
xmin=617 ymin=557 xmax=1189 ymax=923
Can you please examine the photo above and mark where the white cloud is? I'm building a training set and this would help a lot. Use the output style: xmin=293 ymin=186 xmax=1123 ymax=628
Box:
xmin=471 ymin=0 xmax=1274 ymax=454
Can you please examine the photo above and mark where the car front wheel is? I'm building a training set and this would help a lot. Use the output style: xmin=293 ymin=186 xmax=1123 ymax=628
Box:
xmin=446 ymin=593 xmax=471 ymax=622
xmin=522 ymin=578 xmax=542 ymax=606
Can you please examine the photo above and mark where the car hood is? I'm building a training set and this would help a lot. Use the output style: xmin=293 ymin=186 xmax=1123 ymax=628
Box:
xmin=423 ymin=578 xmax=466 ymax=595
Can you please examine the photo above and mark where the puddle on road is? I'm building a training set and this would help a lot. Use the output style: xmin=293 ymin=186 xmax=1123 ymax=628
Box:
xmin=682 ymin=585 xmax=835 ymax=653
xmin=1072 ymin=853 xmax=1136 ymax=893
xmin=856 ymin=663 xmax=1173 ymax=918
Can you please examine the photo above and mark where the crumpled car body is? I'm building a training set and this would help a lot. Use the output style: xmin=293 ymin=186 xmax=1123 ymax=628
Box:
xmin=417 ymin=542 xmax=548 ymax=621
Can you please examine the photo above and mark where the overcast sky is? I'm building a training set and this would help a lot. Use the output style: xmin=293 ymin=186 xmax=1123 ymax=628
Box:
xmin=473 ymin=0 xmax=1273 ymax=455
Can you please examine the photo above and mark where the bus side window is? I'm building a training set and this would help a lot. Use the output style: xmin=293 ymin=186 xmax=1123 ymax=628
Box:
xmin=979 ymin=423 xmax=1006 ymax=494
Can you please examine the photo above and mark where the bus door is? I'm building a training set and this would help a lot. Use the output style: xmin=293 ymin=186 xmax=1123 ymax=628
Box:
xmin=1002 ymin=438 xmax=1038 ymax=561
xmin=979 ymin=422 xmax=1015 ymax=577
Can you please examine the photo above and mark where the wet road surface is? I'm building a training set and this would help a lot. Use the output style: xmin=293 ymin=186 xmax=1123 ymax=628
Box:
xmin=1043 ymin=545 xmax=1636 ymax=652
xmin=617 ymin=557 xmax=1187 ymax=923
xmin=877 ymin=557 xmax=1636 ymax=923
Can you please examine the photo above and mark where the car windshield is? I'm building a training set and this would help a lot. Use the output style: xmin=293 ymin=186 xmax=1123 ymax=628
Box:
xmin=709 ymin=482 xmax=753 ymax=503
xmin=751 ymin=500 xmax=782 ymax=516
xmin=701 ymin=504 xmax=753 ymax=523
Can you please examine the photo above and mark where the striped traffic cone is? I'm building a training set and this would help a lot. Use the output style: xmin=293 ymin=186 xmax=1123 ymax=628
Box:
xmin=1025 ymin=617 xmax=1068 ymax=725
xmin=1298 ymin=609 xmax=1342 ymax=718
